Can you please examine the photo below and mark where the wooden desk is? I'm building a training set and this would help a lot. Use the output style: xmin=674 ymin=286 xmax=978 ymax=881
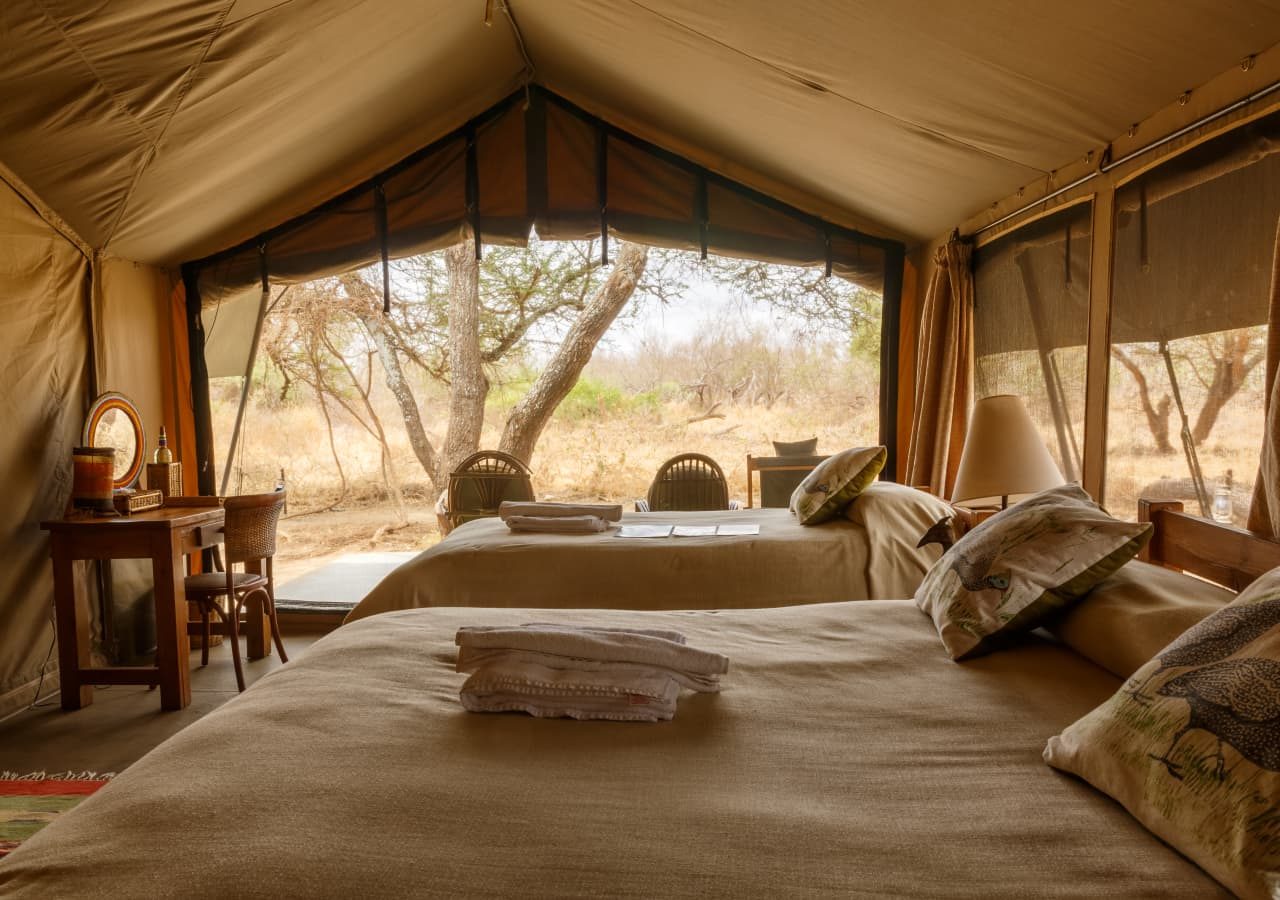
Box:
xmin=42 ymin=506 xmax=225 ymax=711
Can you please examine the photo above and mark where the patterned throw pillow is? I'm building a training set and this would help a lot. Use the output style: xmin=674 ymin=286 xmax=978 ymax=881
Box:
xmin=789 ymin=446 xmax=886 ymax=526
xmin=1045 ymin=567 xmax=1280 ymax=899
xmin=914 ymin=483 xmax=1151 ymax=660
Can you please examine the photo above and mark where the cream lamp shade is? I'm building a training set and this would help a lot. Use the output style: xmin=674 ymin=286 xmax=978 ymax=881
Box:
xmin=951 ymin=394 xmax=1065 ymax=508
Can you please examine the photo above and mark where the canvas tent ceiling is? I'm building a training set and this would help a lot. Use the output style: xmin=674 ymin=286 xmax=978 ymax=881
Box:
xmin=4 ymin=1 xmax=1280 ymax=267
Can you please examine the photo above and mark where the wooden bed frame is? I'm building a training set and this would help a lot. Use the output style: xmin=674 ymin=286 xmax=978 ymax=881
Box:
xmin=1138 ymin=498 xmax=1280 ymax=591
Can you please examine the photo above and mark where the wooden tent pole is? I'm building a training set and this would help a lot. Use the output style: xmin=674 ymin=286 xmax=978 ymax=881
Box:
xmin=1081 ymin=190 xmax=1115 ymax=500
xmin=878 ymin=244 xmax=904 ymax=480
xmin=182 ymin=266 xmax=217 ymax=500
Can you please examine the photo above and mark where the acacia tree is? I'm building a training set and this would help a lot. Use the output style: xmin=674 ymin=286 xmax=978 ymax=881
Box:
xmin=296 ymin=238 xmax=662 ymax=497
xmin=698 ymin=257 xmax=883 ymax=356
xmin=1109 ymin=326 xmax=1266 ymax=452
xmin=263 ymin=240 xmax=873 ymax=506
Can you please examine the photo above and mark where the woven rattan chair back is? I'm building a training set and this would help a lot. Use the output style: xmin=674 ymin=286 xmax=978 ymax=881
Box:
xmin=222 ymin=492 xmax=286 ymax=565
xmin=646 ymin=453 xmax=731 ymax=512
xmin=447 ymin=451 xmax=534 ymax=529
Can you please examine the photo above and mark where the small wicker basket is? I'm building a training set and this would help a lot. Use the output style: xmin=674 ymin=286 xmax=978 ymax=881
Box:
xmin=112 ymin=489 xmax=164 ymax=516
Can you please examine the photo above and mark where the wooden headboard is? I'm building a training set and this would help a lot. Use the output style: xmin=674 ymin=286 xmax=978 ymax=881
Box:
xmin=1138 ymin=499 xmax=1280 ymax=592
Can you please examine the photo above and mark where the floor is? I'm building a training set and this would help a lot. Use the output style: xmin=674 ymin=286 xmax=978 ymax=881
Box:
xmin=275 ymin=551 xmax=416 ymax=611
xmin=0 ymin=630 xmax=324 ymax=776
xmin=0 ymin=552 xmax=409 ymax=778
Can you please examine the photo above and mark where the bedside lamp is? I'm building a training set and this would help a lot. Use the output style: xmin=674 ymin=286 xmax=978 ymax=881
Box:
xmin=951 ymin=394 xmax=1064 ymax=509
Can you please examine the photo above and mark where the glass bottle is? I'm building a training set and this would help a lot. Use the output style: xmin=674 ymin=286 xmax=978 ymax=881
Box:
xmin=153 ymin=425 xmax=173 ymax=464
xmin=1211 ymin=470 xmax=1233 ymax=524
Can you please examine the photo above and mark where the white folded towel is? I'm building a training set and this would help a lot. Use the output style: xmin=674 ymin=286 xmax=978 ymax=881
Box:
xmin=499 ymin=501 xmax=624 ymax=522
xmin=459 ymin=659 xmax=680 ymax=722
xmin=455 ymin=625 xmax=729 ymax=721
xmin=456 ymin=625 xmax=729 ymax=689
xmin=504 ymin=514 xmax=610 ymax=534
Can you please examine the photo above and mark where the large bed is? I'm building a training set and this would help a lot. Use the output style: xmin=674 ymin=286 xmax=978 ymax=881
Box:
xmin=0 ymin=612 xmax=1227 ymax=896
xmin=347 ymin=486 xmax=951 ymax=622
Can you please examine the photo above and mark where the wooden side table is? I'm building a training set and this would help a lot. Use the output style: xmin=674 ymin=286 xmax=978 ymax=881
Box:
xmin=42 ymin=506 xmax=225 ymax=711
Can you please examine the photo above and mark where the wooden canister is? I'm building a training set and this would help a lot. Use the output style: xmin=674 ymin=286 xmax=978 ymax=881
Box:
xmin=72 ymin=446 xmax=116 ymax=511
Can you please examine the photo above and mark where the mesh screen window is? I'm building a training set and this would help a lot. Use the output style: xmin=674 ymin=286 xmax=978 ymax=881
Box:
xmin=1104 ymin=114 xmax=1279 ymax=524
xmin=973 ymin=202 xmax=1092 ymax=482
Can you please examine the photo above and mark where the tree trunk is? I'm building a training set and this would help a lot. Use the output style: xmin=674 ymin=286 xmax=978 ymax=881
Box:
xmin=341 ymin=273 xmax=444 ymax=496
xmin=1191 ymin=331 xmax=1264 ymax=444
xmin=499 ymin=242 xmax=648 ymax=464
xmin=441 ymin=240 xmax=489 ymax=482
xmin=1111 ymin=346 xmax=1173 ymax=453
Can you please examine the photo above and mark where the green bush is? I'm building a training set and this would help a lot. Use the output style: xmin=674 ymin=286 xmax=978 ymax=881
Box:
xmin=486 ymin=373 xmax=659 ymax=422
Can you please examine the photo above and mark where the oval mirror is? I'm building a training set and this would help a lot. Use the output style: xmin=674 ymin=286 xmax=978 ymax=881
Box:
xmin=83 ymin=392 xmax=145 ymax=490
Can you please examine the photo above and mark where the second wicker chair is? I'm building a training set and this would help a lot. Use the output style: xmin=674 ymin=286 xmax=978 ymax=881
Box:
xmin=444 ymin=450 xmax=535 ymax=533
xmin=638 ymin=453 xmax=739 ymax=512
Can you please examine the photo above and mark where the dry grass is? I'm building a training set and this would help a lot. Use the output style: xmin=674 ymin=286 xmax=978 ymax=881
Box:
xmin=212 ymin=327 xmax=1266 ymax=576
xmin=211 ymin=366 xmax=878 ymax=571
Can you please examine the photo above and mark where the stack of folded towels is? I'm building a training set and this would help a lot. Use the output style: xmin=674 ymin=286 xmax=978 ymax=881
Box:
xmin=455 ymin=624 xmax=729 ymax=722
xmin=498 ymin=500 xmax=624 ymax=534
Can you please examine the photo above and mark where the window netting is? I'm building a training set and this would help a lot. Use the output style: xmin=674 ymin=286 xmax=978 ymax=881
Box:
xmin=1105 ymin=113 xmax=1280 ymax=524
xmin=973 ymin=202 xmax=1092 ymax=482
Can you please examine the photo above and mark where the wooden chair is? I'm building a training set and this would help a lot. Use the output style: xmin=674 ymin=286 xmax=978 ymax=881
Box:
xmin=745 ymin=453 xmax=829 ymax=508
xmin=637 ymin=453 xmax=740 ymax=512
xmin=185 ymin=492 xmax=288 ymax=692
xmin=445 ymin=451 xmax=535 ymax=533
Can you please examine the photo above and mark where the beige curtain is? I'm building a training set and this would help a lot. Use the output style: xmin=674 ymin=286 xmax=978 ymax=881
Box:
xmin=1249 ymin=220 xmax=1280 ymax=537
xmin=904 ymin=237 xmax=974 ymax=499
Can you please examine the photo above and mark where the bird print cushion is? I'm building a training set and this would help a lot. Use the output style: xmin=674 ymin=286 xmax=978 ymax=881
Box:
xmin=914 ymin=483 xmax=1151 ymax=660
xmin=1044 ymin=566 xmax=1280 ymax=900
xmin=789 ymin=445 xmax=886 ymax=526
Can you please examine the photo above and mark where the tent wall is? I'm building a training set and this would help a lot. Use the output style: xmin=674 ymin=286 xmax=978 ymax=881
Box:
xmin=0 ymin=170 xmax=185 ymax=717
xmin=0 ymin=173 xmax=90 ymax=718
xmin=94 ymin=258 xmax=185 ymax=664
xmin=905 ymin=45 xmax=1280 ymax=507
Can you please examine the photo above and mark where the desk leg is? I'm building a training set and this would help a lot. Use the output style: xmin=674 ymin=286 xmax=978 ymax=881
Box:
xmin=243 ymin=559 xmax=270 ymax=660
xmin=153 ymin=532 xmax=192 ymax=711
xmin=51 ymin=540 xmax=92 ymax=710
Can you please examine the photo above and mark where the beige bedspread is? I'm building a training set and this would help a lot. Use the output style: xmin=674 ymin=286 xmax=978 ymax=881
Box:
xmin=0 ymin=602 xmax=1224 ymax=898
xmin=348 ymin=506 xmax=938 ymax=622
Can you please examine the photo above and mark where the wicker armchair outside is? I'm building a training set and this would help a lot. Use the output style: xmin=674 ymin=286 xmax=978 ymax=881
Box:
xmin=637 ymin=453 xmax=740 ymax=512
xmin=444 ymin=450 xmax=535 ymax=533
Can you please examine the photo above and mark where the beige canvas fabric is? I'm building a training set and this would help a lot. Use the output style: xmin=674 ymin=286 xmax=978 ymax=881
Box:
xmin=0 ymin=173 xmax=90 ymax=715
xmin=916 ymin=484 xmax=1152 ymax=660
xmin=0 ymin=601 xmax=1226 ymax=897
xmin=1050 ymin=560 xmax=1235 ymax=680
xmin=1045 ymin=567 xmax=1280 ymax=899
xmin=346 ymin=507 xmax=935 ymax=623
xmin=904 ymin=238 xmax=974 ymax=498
xmin=3 ymin=2 xmax=1280 ymax=265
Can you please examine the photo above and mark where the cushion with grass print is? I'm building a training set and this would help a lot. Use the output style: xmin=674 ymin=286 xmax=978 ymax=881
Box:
xmin=1044 ymin=566 xmax=1280 ymax=899
xmin=788 ymin=445 xmax=885 ymax=525
xmin=914 ymin=483 xmax=1151 ymax=660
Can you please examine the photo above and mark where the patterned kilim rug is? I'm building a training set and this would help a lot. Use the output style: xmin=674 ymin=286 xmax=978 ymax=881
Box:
xmin=0 ymin=771 xmax=113 ymax=859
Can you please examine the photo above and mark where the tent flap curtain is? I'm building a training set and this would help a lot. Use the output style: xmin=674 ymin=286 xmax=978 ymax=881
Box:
xmin=191 ymin=87 xmax=898 ymax=307
xmin=905 ymin=236 xmax=975 ymax=498
xmin=1249 ymin=218 xmax=1280 ymax=538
